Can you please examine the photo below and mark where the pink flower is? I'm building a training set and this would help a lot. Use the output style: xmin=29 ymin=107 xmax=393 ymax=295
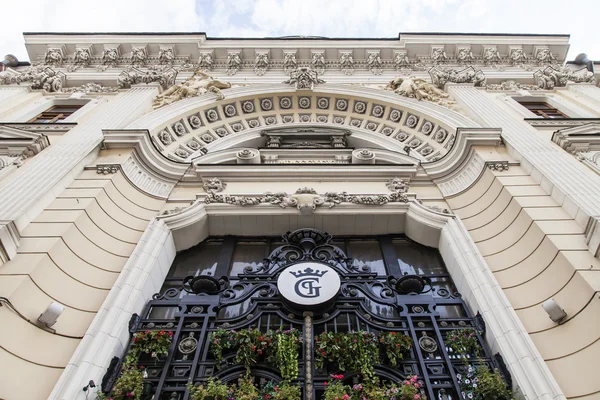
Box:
xmin=343 ymin=396 xmax=350 ymax=400
xmin=414 ymin=395 xmax=421 ymax=400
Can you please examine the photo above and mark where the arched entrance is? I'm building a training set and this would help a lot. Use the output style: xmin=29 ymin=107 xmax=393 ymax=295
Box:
xmin=113 ymin=228 xmax=503 ymax=400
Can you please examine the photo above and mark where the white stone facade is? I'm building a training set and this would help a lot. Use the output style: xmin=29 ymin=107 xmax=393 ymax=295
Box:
xmin=0 ymin=32 xmax=599 ymax=400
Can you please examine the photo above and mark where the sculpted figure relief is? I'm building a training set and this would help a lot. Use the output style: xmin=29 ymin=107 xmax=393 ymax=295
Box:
xmin=255 ymin=52 xmax=269 ymax=76
xmin=509 ymin=48 xmax=528 ymax=66
xmin=340 ymin=52 xmax=355 ymax=75
xmin=457 ymin=48 xmax=475 ymax=65
xmin=536 ymin=48 xmax=557 ymax=65
xmin=131 ymin=47 xmax=147 ymax=67
xmin=483 ymin=47 xmax=502 ymax=66
xmin=385 ymin=76 xmax=449 ymax=101
xmin=199 ymin=53 xmax=213 ymax=71
xmin=311 ymin=52 xmax=326 ymax=74
xmin=283 ymin=53 xmax=298 ymax=74
xmin=73 ymin=48 xmax=91 ymax=68
xmin=394 ymin=52 xmax=411 ymax=70
xmin=159 ymin=48 xmax=175 ymax=66
xmin=44 ymin=49 xmax=63 ymax=67
xmin=100 ymin=48 xmax=119 ymax=70
xmin=367 ymin=52 xmax=383 ymax=75
xmin=535 ymin=65 xmax=596 ymax=89
xmin=431 ymin=48 xmax=448 ymax=65
xmin=226 ymin=52 xmax=242 ymax=75
xmin=152 ymin=70 xmax=232 ymax=109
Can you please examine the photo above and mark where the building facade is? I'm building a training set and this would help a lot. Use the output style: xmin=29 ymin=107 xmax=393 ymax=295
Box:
xmin=0 ymin=32 xmax=599 ymax=400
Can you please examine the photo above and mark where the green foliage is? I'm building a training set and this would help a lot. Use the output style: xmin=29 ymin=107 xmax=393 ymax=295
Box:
xmin=96 ymin=362 xmax=145 ymax=400
xmin=235 ymin=375 xmax=260 ymax=400
xmin=473 ymin=365 xmax=514 ymax=400
xmin=208 ymin=328 xmax=301 ymax=380
xmin=378 ymin=331 xmax=413 ymax=367
xmin=187 ymin=378 xmax=231 ymax=400
xmin=131 ymin=330 xmax=173 ymax=362
xmin=322 ymin=375 xmax=426 ymax=400
xmin=445 ymin=329 xmax=480 ymax=359
xmin=316 ymin=331 xmax=411 ymax=379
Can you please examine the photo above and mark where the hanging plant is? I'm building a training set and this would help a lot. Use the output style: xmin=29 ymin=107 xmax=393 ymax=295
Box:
xmin=97 ymin=363 xmax=145 ymax=400
xmin=315 ymin=331 xmax=382 ymax=379
xmin=378 ymin=331 xmax=413 ymax=367
xmin=187 ymin=378 xmax=231 ymax=400
xmin=457 ymin=364 xmax=513 ymax=400
xmin=273 ymin=328 xmax=302 ymax=381
xmin=445 ymin=329 xmax=480 ymax=359
xmin=208 ymin=329 xmax=236 ymax=366
xmin=131 ymin=330 xmax=173 ymax=362
xmin=260 ymin=380 xmax=302 ymax=400
xmin=322 ymin=375 xmax=427 ymax=400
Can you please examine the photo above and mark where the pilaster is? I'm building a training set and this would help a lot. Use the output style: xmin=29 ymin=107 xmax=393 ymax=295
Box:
xmin=0 ymin=87 xmax=158 ymax=259
xmin=448 ymin=84 xmax=600 ymax=233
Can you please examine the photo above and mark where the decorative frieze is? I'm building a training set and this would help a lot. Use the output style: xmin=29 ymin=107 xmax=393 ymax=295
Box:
xmin=429 ymin=66 xmax=486 ymax=88
xmin=366 ymin=51 xmax=383 ymax=75
xmin=99 ymin=47 xmax=120 ymax=70
xmin=226 ymin=51 xmax=242 ymax=75
xmin=198 ymin=52 xmax=214 ymax=71
xmin=431 ymin=46 xmax=448 ymax=65
xmin=339 ymin=51 xmax=355 ymax=75
xmin=534 ymin=65 xmax=596 ymax=89
xmin=283 ymin=51 xmax=298 ymax=74
xmin=117 ymin=66 xmax=178 ymax=90
xmin=68 ymin=47 xmax=92 ymax=71
xmin=254 ymin=51 xmax=269 ymax=76
xmin=456 ymin=46 xmax=475 ymax=66
xmin=130 ymin=46 xmax=148 ymax=67
xmin=204 ymin=185 xmax=410 ymax=214
xmin=283 ymin=67 xmax=324 ymax=90
xmin=44 ymin=48 xmax=64 ymax=67
xmin=158 ymin=47 xmax=175 ymax=66
xmin=311 ymin=51 xmax=326 ymax=75
xmin=482 ymin=46 xmax=502 ymax=68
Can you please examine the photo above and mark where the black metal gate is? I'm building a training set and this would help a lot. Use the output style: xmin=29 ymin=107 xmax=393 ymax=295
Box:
xmin=108 ymin=228 xmax=508 ymax=400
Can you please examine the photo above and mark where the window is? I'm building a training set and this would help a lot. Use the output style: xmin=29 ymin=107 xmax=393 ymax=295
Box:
xmin=517 ymin=101 xmax=569 ymax=118
xmin=27 ymin=104 xmax=84 ymax=123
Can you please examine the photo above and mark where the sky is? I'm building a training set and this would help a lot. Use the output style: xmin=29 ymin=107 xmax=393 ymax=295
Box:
xmin=1 ymin=0 xmax=599 ymax=63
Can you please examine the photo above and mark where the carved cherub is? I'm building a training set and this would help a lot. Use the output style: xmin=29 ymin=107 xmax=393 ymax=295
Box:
xmin=432 ymin=48 xmax=448 ymax=65
xmin=152 ymin=70 xmax=232 ymax=109
xmin=385 ymin=76 xmax=449 ymax=101
xmin=226 ymin=52 xmax=242 ymax=75
xmin=254 ymin=53 xmax=269 ymax=75
xmin=101 ymin=48 xmax=119 ymax=68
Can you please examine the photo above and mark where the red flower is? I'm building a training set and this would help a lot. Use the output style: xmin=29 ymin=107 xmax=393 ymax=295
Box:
xmin=324 ymin=382 xmax=328 ymax=386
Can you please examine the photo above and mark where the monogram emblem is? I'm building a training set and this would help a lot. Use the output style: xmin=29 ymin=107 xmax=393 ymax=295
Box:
xmin=290 ymin=268 xmax=328 ymax=298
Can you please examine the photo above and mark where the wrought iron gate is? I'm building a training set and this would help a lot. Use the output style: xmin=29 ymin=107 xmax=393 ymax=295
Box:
xmin=106 ymin=228 xmax=509 ymax=400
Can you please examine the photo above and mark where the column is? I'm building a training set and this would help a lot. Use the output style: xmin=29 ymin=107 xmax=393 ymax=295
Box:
xmin=448 ymin=84 xmax=600 ymax=227
xmin=0 ymin=86 xmax=158 ymax=259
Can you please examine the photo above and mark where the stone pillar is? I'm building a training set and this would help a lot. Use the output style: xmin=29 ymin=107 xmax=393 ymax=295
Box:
xmin=448 ymin=84 xmax=600 ymax=229
xmin=440 ymin=218 xmax=566 ymax=400
xmin=0 ymin=86 xmax=158 ymax=259
xmin=48 ymin=217 xmax=176 ymax=400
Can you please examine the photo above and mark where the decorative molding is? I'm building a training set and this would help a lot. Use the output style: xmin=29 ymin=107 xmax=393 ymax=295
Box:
xmin=67 ymin=47 xmax=93 ymax=71
xmin=486 ymin=80 xmax=540 ymax=91
xmin=152 ymin=70 xmax=231 ymax=109
xmin=486 ymin=161 xmax=510 ymax=171
xmin=283 ymin=50 xmax=298 ymax=74
xmin=202 ymin=177 xmax=226 ymax=193
xmin=311 ymin=51 xmax=326 ymax=75
xmin=339 ymin=51 xmax=355 ymax=75
xmin=384 ymin=76 xmax=456 ymax=109
xmin=226 ymin=51 xmax=242 ymax=75
xmin=0 ymin=66 xmax=65 ymax=92
xmin=198 ymin=51 xmax=214 ymax=71
xmin=283 ymin=67 xmax=324 ymax=90
xmin=62 ymin=83 xmax=118 ymax=94
xmin=117 ymin=67 xmax=177 ymax=89
xmin=534 ymin=46 xmax=558 ymax=66
xmin=429 ymin=66 xmax=486 ymax=88
xmin=44 ymin=47 xmax=65 ymax=67
xmin=254 ymin=51 xmax=270 ymax=76
xmin=158 ymin=46 xmax=175 ymax=66
xmin=130 ymin=46 xmax=148 ymax=67
xmin=96 ymin=164 xmax=119 ymax=174
xmin=534 ymin=65 xmax=596 ymax=89
xmin=525 ymin=118 xmax=600 ymax=128
xmin=204 ymin=185 xmax=411 ymax=215
xmin=98 ymin=47 xmax=120 ymax=71
xmin=482 ymin=46 xmax=503 ymax=68
xmin=456 ymin=46 xmax=475 ymax=66
xmin=366 ymin=50 xmax=383 ymax=75
xmin=551 ymin=123 xmax=600 ymax=153
xmin=431 ymin=46 xmax=448 ymax=65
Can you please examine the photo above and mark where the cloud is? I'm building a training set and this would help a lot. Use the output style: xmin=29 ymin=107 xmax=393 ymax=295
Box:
xmin=1 ymin=0 xmax=599 ymax=62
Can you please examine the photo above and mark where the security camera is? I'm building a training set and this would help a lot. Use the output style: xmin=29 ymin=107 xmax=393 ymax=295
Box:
xmin=38 ymin=302 xmax=65 ymax=328
xmin=542 ymin=298 xmax=567 ymax=323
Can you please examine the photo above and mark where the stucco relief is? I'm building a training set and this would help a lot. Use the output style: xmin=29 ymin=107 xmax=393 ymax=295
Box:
xmin=152 ymin=70 xmax=231 ymax=109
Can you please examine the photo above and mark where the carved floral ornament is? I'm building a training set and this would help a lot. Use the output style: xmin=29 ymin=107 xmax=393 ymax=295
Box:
xmin=204 ymin=178 xmax=410 ymax=215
